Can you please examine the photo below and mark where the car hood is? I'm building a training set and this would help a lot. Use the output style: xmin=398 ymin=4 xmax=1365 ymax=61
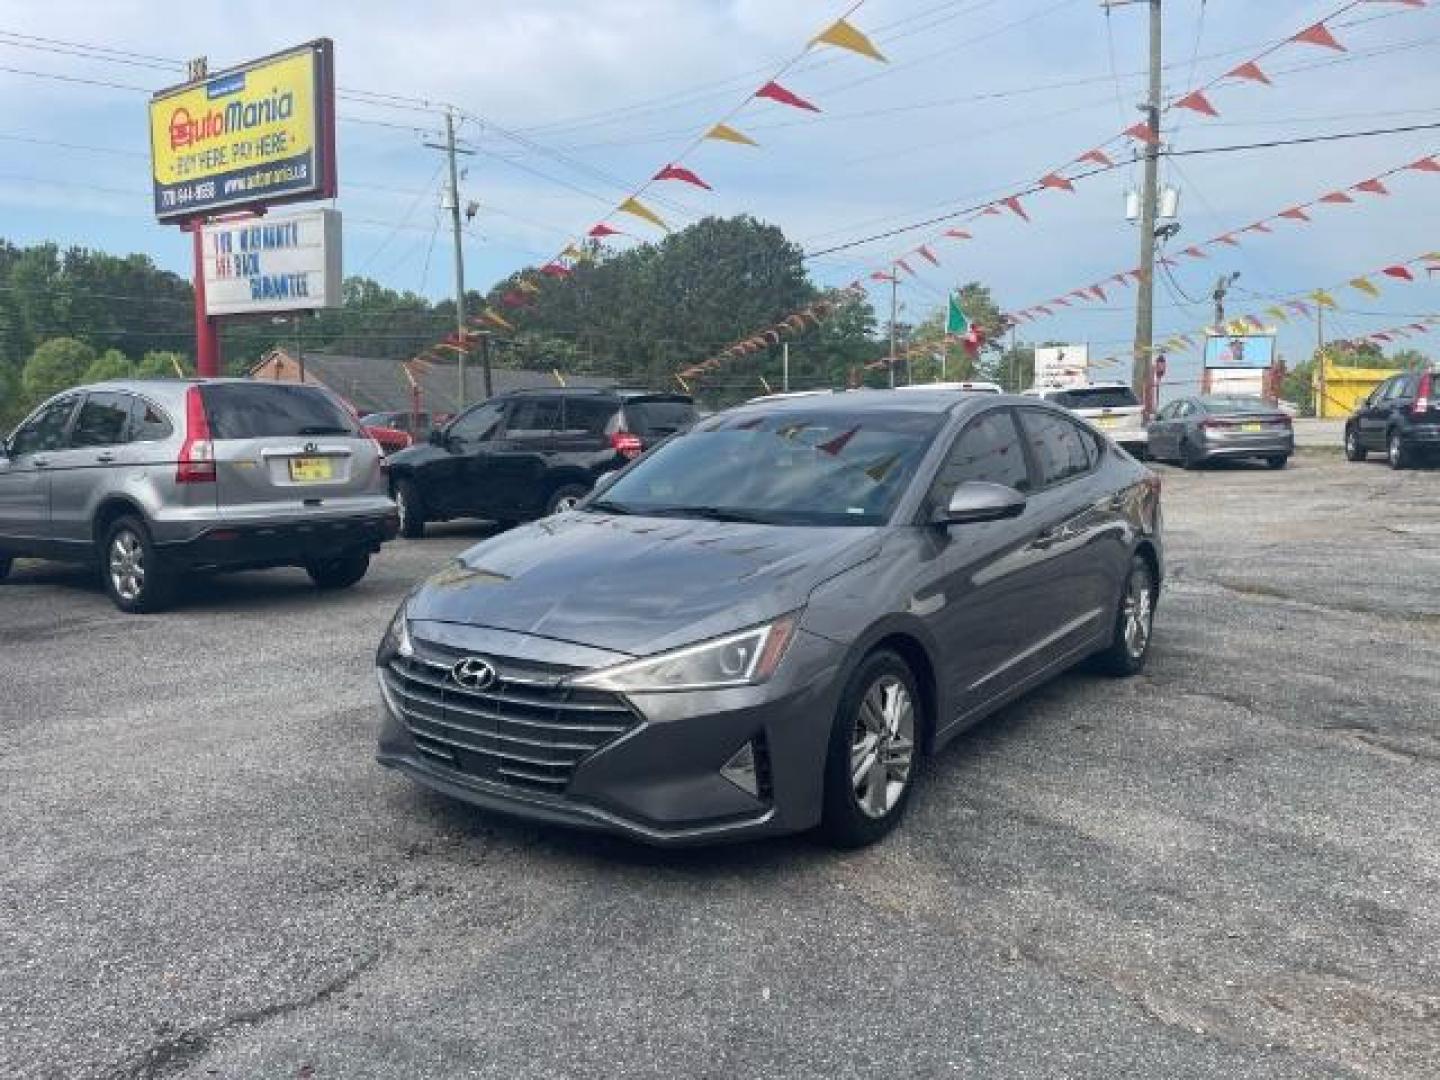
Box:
xmin=407 ymin=512 xmax=882 ymax=657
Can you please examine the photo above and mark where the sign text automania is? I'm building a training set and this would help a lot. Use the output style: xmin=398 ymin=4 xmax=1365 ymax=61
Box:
xmin=169 ymin=90 xmax=296 ymax=151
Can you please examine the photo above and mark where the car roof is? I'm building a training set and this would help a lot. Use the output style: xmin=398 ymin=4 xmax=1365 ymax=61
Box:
xmin=726 ymin=388 xmax=1031 ymax=417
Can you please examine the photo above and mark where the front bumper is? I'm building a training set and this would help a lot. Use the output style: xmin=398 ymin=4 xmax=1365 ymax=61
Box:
xmin=376 ymin=624 xmax=845 ymax=845
xmin=160 ymin=511 xmax=399 ymax=571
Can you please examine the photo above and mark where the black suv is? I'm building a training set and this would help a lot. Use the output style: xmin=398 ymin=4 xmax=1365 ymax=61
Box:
xmin=386 ymin=388 xmax=695 ymax=536
xmin=1345 ymin=370 xmax=1438 ymax=468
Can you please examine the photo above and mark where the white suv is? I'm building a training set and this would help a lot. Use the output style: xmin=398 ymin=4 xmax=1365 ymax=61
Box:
xmin=1024 ymin=382 xmax=1146 ymax=454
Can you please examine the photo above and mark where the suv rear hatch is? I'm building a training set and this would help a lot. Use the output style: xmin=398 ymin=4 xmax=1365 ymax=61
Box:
xmin=619 ymin=394 xmax=697 ymax=450
xmin=1048 ymin=385 xmax=1144 ymax=436
xmin=199 ymin=383 xmax=386 ymax=520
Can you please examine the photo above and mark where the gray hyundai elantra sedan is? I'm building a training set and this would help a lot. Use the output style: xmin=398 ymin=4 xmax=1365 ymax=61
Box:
xmin=377 ymin=390 xmax=1163 ymax=847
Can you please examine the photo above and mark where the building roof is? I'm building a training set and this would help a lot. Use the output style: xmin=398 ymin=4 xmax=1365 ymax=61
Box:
xmin=250 ymin=350 xmax=615 ymax=414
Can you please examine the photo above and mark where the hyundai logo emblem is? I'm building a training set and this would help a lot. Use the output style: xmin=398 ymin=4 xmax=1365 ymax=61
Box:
xmin=450 ymin=657 xmax=498 ymax=691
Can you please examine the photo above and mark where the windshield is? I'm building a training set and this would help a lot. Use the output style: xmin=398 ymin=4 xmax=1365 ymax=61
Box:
xmin=1049 ymin=387 xmax=1140 ymax=410
xmin=1201 ymin=396 xmax=1272 ymax=414
xmin=592 ymin=409 xmax=943 ymax=526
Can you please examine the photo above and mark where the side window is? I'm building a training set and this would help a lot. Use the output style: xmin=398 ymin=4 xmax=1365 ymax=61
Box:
xmin=505 ymin=397 xmax=563 ymax=437
xmin=1020 ymin=409 xmax=1093 ymax=488
xmin=562 ymin=397 xmax=619 ymax=437
xmin=71 ymin=392 xmax=134 ymax=448
xmin=930 ymin=409 xmax=1031 ymax=505
xmin=9 ymin=397 xmax=78 ymax=457
xmin=1377 ymin=378 xmax=1400 ymax=403
xmin=449 ymin=400 xmax=506 ymax=443
xmin=129 ymin=396 xmax=173 ymax=442
xmin=1395 ymin=375 xmax=1418 ymax=400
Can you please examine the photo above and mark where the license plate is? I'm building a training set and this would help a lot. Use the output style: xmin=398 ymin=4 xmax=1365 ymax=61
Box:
xmin=288 ymin=457 xmax=334 ymax=482
xmin=1097 ymin=417 xmax=1118 ymax=429
xmin=1241 ymin=422 xmax=1263 ymax=433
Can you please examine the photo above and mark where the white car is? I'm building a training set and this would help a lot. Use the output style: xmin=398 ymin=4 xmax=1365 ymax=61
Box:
xmin=1024 ymin=382 xmax=1147 ymax=453
xmin=897 ymin=381 xmax=1002 ymax=394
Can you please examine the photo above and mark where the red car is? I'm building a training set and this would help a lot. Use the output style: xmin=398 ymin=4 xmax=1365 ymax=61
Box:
xmin=363 ymin=423 xmax=413 ymax=456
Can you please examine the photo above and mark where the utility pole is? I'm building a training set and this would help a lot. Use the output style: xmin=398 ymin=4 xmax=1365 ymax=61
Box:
xmin=1316 ymin=304 xmax=1326 ymax=418
xmin=888 ymin=273 xmax=898 ymax=389
xmin=425 ymin=110 xmax=480 ymax=403
xmin=782 ymin=341 xmax=790 ymax=392
xmin=1107 ymin=0 xmax=1163 ymax=405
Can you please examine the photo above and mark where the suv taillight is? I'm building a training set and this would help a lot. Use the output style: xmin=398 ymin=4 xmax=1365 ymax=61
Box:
xmin=176 ymin=385 xmax=216 ymax=483
xmin=1414 ymin=373 xmax=1433 ymax=415
xmin=610 ymin=431 xmax=643 ymax=459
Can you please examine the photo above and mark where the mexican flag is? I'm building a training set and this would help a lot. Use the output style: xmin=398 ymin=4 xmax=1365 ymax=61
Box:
xmin=946 ymin=294 xmax=985 ymax=355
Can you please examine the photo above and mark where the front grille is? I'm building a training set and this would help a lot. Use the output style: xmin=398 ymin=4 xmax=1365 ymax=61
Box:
xmin=383 ymin=639 xmax=639 ymax=794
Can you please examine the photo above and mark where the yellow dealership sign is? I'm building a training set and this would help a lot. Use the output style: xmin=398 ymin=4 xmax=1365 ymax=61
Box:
xmin=148 ymin=40 xmax=335 ymax=221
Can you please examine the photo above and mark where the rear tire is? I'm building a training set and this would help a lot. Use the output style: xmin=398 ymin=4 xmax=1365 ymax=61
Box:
xmin=1388 ymin=431 xmax=1410 ymax=470
xmin=545 ymin=484 xmax=590 ymax=516
xmin=1344 ymin=427 xmax=1367 ymax=462
xmin=819 ymin=650 xmax=921 ymax=849
xmin=1091 ymin=555 xmax=1156 ymax=678
xmin=1265 ymin=455 xmax=1289 ymax=470
xmin=306 ymin=549 xmax=370 ymax=590
xmin=394 ymin=479 xmax=426 ymax=538
xmin=102 ymin=516 xmax=174 ymax=614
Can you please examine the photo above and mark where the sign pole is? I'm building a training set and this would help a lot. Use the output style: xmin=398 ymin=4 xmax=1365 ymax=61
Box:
xmin=185 ymin=219 xmax=221 ymax=376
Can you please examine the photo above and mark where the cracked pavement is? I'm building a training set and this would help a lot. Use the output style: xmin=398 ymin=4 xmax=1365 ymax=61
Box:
xmin=1 ymin=452 xmax=1437 ymax=1078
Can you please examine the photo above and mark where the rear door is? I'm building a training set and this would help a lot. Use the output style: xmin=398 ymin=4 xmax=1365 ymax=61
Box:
xmin=0 ymin=395 xmax=79 ymax=547
xmin=200 ymin=383 xmax=383 ymax=521
xmin=48 ymin=390 xmax=135 ymax=549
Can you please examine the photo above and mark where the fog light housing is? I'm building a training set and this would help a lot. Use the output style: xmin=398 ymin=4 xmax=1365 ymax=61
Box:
xmin=720 ymin=736 xmax=772 ymax=800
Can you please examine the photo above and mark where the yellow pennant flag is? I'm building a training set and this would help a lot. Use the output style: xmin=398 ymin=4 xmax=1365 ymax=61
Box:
xmin=1349 ymin=277 xmax=1380 ymax=297
xmin=517 ymin=279 xmax=540 ymax=294
xmin=705 ymin=122 xmax=759 ymax=147
xmin=812 ymin=18 xmax=887 ymax=62
xmin=1310 ymin=289 xmax=1337 ymax=309
xmin=482 ymin=308 xmax=515 ymax=333
xmin=617 ymin=196 xmax=668 ymax=231
xmin=1265 ymin=305 xmax=1288 ymax=323
xmin=1226 ymin=319 xmax=1248 ymax=335
xmin=562 ymin=244 xmax=591 ymax=262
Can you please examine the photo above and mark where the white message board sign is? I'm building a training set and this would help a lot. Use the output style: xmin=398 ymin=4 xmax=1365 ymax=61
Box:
xmin=202 ymin=208 xmax=341 ymax=316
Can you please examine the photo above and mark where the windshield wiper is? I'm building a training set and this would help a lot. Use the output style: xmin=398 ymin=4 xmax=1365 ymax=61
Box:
xmin=297 ymin=425 xmax=353 ymax=435
xmin=642 ymin=505 xmax=780 ymax=524
xmin=585 ymin=498 xmax=635 ymax=516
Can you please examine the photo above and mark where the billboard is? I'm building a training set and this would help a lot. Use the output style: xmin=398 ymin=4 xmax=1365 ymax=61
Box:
xmin=149 ymin=40 xmax=336 ymax=221
xmin=1033 ymin=344 xmax=1090 ymax=387
xmin=1204 ymin=333 xmax=1276 ymax=369
xmin=201 ymin=209 xmax=341 ymax=316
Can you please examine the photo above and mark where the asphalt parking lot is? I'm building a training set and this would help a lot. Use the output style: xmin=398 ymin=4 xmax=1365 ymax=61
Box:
xmin=1 ymin=451 xmax=1437 ymax=1079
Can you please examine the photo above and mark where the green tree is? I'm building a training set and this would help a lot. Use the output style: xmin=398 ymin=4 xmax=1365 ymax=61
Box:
xmin=22 ymin=337 xmax=94 ymax=400
xmin=135 ymin=350 xmax=192 ymax=378
xmin=84 ymin=348 xmax=134 ymax=383
xmin=1388 ymin=347 xmax=1431 ymax=371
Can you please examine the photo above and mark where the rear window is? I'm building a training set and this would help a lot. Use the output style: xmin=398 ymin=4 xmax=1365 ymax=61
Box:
xmin=624 ymin=398 xmax=696 ymax=437
xmin=201 ymin=384 xmax=360 ymax=439
xmin=1049 ymin=387 xmax=1140 ymax=410
xmin=1201 ymin=396 xmax=1271 ymax=414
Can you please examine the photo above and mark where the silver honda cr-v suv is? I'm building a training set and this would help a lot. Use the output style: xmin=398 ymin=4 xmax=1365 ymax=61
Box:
xmin=0 ymin=379 xmax=398 ymax=612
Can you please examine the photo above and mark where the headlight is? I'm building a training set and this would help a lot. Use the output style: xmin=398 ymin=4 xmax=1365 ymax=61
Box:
xmin=569 ymin=614 xmax=799 ymax=693
xmin=377 ymin=601 xmax=414 ymax=663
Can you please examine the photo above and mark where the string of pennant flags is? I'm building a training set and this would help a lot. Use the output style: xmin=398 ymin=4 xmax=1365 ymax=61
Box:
xmin=680 ymin=0 xmax=1429 ymax=384
xmin=1009 ymin=149 xmax=1440 ymax=329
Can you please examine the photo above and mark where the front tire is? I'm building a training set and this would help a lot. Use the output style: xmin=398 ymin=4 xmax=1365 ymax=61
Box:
xmin=102 ymin=516 xmax=174 ymax=614
xmin=1091 ymin=555 xmax=1156 ymax=677
xmin=545 ymin=483 xmax=590 ymax=516
xmin=1388 ymin=431 xmax=1411 ymax=470
xmin=306 ymin=549 xmax=370 ymax=590
xmin=820 ymin=650 xmax=921 ymax=848
xmin=1344 ymin=427 xmax=1367 ymax=462
xmin=394 ymin=479 xmax=426 ymax=538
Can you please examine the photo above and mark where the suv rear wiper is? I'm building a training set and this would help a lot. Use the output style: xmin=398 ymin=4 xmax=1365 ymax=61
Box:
xmin=296 ymin=425 xmax=354 ymax=435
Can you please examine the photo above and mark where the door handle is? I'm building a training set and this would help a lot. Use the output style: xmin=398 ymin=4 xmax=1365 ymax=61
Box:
xmin=32 ymin=457 xmax=50 ymax=467
xmin=95 ymin=453 xmax=116 ymax=464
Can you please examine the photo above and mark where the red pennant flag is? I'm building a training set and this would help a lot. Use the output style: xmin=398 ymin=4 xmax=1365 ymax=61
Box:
xmin=944 ymin=229 xmax=973 ymax=240
xmin=1036 ymin=306 xmax=1053 ymax=316
xmin=1182 ymin=246 xmax=1207 ymax=259
xmin=980 ymin=205 xmax=1002 ymax=217
xmin=1174 ymin=90 xmax=1219 ymax=118
xmin=1408 ymin=156 xmax=1440 ymax=173
xmin=755 ymin=80 xmax=820 ymax=113
xmin=1319 ymin=191 xmax=1353 ymax=204
xmin=653 ymin=164 xmax=713 ymax=190
xmin=1244 ymin=222 xmax=1273 ymax=234
xmin=1409 ymin=323 xmax=1430 ymax=333
xmin=1090 ymin=285 xmax=1107 ymax=302
xmin=540 ymin=262 xmax=572 ymax=278
xmin=1225 ymin=60 xmax=1272 ymax=85
xmin=1247 ymin=315 xmax=1265 ymax=331
xmin=896 ymin=259 xmax=914 ymax=276
xmin=1213 ymin=234 xmax=1240 ymax=247
xmin=500 ymin=290 xmax=534 ymax=309
xmin=1002 ymin=195 xmax=1030 ymax=221
xmin=1053 ymin=297 xmax=1071 ymax=308
xmin=1124 ymin=121 xmax=1158 ymax=144
xmin=1287 ymin=301 xmax=1312 ymax=317
xmin=1111 ymin=273 xmax=1130 ymax=286
xmin=1279 ymin=207 xmax=1311 ymax=222
xmin=916 ymin=245 xmax=940 ymax=267
xmin=588 ymin=223 xmax=621 ymax=238
xmin=1383 ymin=265 xmax=1415 ymax=281
xmin=1077 ymin=149 xmax=1114 ymax=168
xmin=1039 ymin=172 xmax=1075 ymax=193
xmin=1354 ymin=178 xmax=1389 ymax=196
xmin=1292 ymin=22 xmax=1345 ymax=51
xmin=869 ymin=271 xmax=894 ymax=282
xmin=1372 ymin=332 xmax=1393 ymax=343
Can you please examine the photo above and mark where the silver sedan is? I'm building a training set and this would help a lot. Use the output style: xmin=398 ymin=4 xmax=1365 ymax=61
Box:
xmin=1147 ymin=394 xmax=1294 ymax=470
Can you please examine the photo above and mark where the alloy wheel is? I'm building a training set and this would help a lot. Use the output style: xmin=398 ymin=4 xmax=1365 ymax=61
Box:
xmin=109 ymin=530 xmax=145 ymax=603
xmin=850 ymin=676 xmax=916 ymax=819
xmin=1122 ymin=565 xmax=1154 ymax=660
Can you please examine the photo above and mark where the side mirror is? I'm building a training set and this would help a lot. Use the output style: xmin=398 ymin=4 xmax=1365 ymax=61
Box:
xmin=933 ymin=481 xmax=1027 ymax=526
xmin=427 ymin=427 xmax=447 ymax=447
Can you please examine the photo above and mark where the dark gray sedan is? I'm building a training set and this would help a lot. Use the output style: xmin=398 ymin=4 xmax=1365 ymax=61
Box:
xmin=1147 ymin=394 xmax=1294 ymax=469
xmin=377 ymin=391 xmax=1163 ymax=847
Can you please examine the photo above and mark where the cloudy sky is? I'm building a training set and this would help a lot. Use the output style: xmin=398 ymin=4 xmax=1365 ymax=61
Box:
xmin=1 ymin=0 xmax=1438 ymax=378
